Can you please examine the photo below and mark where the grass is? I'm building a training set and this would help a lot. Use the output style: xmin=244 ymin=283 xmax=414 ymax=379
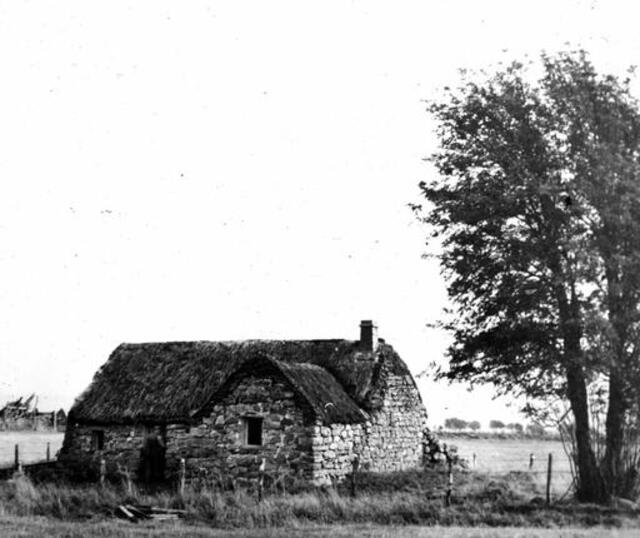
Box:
xmin=0 ymin=468 xmax=638 ymax=534
xmin=0 ymin=519 xmax=639 ymax=538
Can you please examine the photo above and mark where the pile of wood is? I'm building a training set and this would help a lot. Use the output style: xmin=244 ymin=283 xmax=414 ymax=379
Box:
xmin=115 ymin=504 xmax=186 ymax=523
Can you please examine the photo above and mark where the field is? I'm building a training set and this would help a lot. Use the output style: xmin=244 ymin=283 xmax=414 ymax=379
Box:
xmin=450 ymin=439 xmax=574 ymax=494
xmin=0 ymin=432 xmax=64 ymax=467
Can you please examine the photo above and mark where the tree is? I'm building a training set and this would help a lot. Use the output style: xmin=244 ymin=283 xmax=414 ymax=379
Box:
xmin=468 ymin=420 xmax=481 ymax=431
xmin=506 ymin=422 xmax=524 ymax=434
xmin=416 ymin=50 xmax=640 ymax=502
xmin=489 ymin=420 xmax=505 ymax=430
xmin=526 ymin=423 xmax=546 ymax=438
xmin=444 ymin=417 xmax=468 ymax=430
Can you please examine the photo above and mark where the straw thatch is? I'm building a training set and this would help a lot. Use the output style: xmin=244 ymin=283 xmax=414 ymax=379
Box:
xmin=69 ymin=339 xmax=412 ymax=425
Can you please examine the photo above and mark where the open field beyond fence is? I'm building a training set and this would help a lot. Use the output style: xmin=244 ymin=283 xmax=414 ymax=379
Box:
xmin=450 ymin=439 xmax=574 ymax=495
xmin=0 ymin=433 xmax=64 ymax=468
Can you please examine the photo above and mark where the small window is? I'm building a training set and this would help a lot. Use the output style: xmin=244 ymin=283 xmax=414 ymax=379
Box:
xmin=91 ymin=430 xmax=105 ymax=451
xmin=244 ymin=417 xmax=263 ymax=446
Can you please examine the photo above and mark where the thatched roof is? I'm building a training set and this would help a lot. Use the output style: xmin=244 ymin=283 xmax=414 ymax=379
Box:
xmin=69 ymin=339 xmax=413 ymax=425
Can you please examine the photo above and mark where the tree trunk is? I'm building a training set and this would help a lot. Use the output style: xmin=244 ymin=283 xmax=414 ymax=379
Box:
xmin=603 ymin=369 xmax=628 ymax=496
xmin=554 ymin=272 xmax=607 ymax=503
xmin=565 ymin=362 xmax=607 ymax=502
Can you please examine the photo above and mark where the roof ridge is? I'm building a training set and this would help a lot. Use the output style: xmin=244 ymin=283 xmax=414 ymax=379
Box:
xmin=118 ymin=338 xmax=353 ymax=347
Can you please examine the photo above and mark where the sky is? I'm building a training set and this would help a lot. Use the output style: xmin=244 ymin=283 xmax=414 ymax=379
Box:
xmin=1 ymin=0 xmax=639 ymax=428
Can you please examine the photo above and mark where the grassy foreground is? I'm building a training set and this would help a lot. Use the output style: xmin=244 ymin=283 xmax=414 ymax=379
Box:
xmin=0 ymin=469 xmax=638 ymax=535
xmin=1 ymin=518 xmax=640 ymax=538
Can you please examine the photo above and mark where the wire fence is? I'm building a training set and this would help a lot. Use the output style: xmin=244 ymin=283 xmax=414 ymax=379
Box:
xmin=452 ymin=442 xmax=576 ymax=495
xmin=0 ymin=432 xmax=64 ymax=468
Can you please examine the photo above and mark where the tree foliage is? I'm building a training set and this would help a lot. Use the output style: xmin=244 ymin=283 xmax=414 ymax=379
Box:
xmin=526 ymin=423 xmax=546 ymax=437
xmin=444 ymin=417 xmax=468 ymax=430
xmin=417 ymin=50 xmax=640 ymax=502
xmin=468 ymin=420 xmax=481 ymax=431
xmin=506 ymin=422 xmax=524 ymax=434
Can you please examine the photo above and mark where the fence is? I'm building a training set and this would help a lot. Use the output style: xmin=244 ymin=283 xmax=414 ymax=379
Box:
xmin=462 ymin=449 xmax=575 ymax=499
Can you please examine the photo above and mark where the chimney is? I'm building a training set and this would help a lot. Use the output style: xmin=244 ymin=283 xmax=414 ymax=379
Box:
xmin=359 ymin=320 xmax=378 ymax=351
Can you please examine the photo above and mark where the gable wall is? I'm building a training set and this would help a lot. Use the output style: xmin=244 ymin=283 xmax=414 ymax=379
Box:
xmin=359 ymin=369 xmax=428 ymax=472
xmin=309 ymin=369 xmax=428 ymax=485
xmin=166 ymin=374 xmax=314 ymax=486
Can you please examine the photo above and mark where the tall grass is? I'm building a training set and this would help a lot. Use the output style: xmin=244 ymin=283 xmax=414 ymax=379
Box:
xmin=0 ymin=469 xmax=632 ymax=529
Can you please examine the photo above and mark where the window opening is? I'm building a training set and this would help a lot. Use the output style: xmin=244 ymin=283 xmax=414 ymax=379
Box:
xmin=244 ymin=417 xmax=263 ymax=446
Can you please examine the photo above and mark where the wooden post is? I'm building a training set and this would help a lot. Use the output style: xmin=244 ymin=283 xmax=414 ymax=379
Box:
xmin=443 ymin=445 xmax=453 ymax=507
xmin=445 ymin=458 xmax=453 ymax=507
xmin=53 ymin=411 xmax=57 ymax=432
xmin=545 ymin=453 xmax=553 ymax=505
xmin=472 ymin=452 xmax=477 ymax=469
xmin=350 ymin=456 xmax=359 ymax=497
xmin=33 ymin=396 xmax=37 ymax=431
xmin=14 ymin=444 xmax=19 ymax=469
xmin=116 ymin=463 xmax=132 ymax=496
xmin=124 ymin=467 xmax=132 ymax=496
xmin=179 ymin=458 xmax=186 ymax=496
xmin=529 ymin=453 xmax=535 ymax=469
xmin=257 ymin=458 xmax=265 ymax=502
xmin=99 ymin=458 xmax=106 ymax=487
xmin=46 ymin=442 xmax=51 ymax=462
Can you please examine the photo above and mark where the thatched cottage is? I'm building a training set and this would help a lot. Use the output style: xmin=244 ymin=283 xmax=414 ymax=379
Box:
xmin=60 ymin=321 xmax=429 ymax=486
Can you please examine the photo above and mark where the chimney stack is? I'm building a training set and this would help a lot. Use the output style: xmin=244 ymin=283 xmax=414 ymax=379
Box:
xmin=359 ymin=320 xmax=378 ymax=351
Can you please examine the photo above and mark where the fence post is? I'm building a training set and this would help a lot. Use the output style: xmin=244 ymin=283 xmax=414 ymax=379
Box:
xmin=124 ymin=467 xmax=132 ymax=496
xmin=445 ymin=459 xmax=453 ymax=507
xmin=443 ymin=445 xmax=453 ymax=507
xmin=545 ymin=453 xmax=553 ymax=505
xmin=350 ymin=456 xmax=359 ymax=498
xmin=257 ymin=458 xmax=265 ymax=502
xmin=472 ymin=452 xmax=476 ymax=469
xmin=529 ymin=453 xmax=535 ymax=469
xmin=99 ymin=458 xmax=106 ymax=487
xmin=179 ymin=458 xmax=186 ymax=496
xmin=14 ymin=444 xmax=19 ymax=469
xmin=46 ymin=442 xmax=51 ymax=462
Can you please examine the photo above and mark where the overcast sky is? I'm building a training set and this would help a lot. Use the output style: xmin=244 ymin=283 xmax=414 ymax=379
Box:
xmin=1 ymin=0 xmax=639 ymax=427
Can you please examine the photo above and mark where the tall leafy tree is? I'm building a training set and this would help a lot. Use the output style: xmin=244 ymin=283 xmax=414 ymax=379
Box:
xmin=416 ymin=50 xmax=640 ymax=502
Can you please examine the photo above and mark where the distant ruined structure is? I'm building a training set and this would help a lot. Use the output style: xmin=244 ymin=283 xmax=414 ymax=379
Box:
xmin=0 ymin=394 xmax=66 ymax=432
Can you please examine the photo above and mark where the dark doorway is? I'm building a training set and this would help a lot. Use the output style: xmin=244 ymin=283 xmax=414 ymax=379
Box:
xmin=139 ymin=426 xmax=166 ymax=483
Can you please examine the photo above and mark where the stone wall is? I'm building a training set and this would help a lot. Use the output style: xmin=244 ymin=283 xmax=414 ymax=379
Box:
xmin=310 ymin=422 xmax=364 ymax=485
xmin=60 ymin=422 xmax=165 ymax=478
xmin=166 ymin=375 xmax=314 ymax=487
xmin=360 ymin=373 xmax=429 ymax=472
xmin=309 ymin=373 xmax=428 ymax=484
